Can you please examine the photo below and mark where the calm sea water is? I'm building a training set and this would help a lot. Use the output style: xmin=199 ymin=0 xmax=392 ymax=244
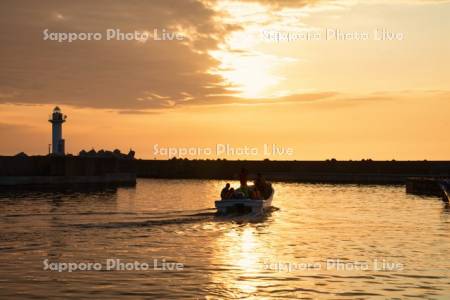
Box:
xmin=0 ymin=179 xmax=449 ymax=299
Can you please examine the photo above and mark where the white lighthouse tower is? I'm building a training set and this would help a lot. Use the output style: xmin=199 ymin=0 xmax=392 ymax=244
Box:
xmin=48 ymin=106 xmax=67 ymax=155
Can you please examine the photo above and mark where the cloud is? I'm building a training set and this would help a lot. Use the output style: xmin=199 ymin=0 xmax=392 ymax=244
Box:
xmin=0 ymin=0 xmax=448 ymax=111
xmin=68 ymin=88 xmax=450 ymax=114
xmin=116 ymin=110 xmax=160 ymax=115
xmin=97 ymin=91 xmax=337 ymax=114
xmin=242 ymin=0 xmax=450 ymax=7
xmin=0 ymin=0 xmax=238 ymax=109
xmin=238 ymin=0 xmax=324 ymax=8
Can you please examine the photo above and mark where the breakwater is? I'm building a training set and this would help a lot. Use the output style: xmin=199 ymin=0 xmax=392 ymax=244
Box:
xmin=2 ymin=157 xmax=449 ymax=188
xmin=137 ymin=159 xmax=450 ymax=184
xmin=406 ymin=177 xmax=448 ymax=197
xmin=0 ymin=156 xmax=136 ymax=187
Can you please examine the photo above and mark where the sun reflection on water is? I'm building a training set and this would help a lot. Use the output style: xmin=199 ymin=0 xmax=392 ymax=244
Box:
xmin=209 ymin=225 xmax=275 ymax=298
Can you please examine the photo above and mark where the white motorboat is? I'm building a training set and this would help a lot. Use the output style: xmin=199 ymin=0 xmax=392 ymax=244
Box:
xmin=215 ymin=188 xmax=274 ymax=215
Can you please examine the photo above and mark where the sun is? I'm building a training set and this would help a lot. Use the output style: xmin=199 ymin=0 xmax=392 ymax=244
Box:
xmin=211 ymin=49 xmax=282 ymax=99
xmin=208 ymin=1 xmax=285 ymax=99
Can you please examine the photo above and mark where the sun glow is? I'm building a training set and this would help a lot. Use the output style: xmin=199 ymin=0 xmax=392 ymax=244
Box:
xmin=209 ymin=1 xmax=288 ymax=99
xmin=210 ymin=50 xmax=283 ymax=98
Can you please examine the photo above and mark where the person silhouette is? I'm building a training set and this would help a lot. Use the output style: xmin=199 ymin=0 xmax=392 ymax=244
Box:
xmin=221 ymin=183 xmax=230 ymax=200
xmin=237 ymin=168 xmax=251 ymax=198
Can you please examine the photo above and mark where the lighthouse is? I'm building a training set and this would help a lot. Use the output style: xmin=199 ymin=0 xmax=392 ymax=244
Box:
xmin=48 ymin=106 xmax=67 ymax=155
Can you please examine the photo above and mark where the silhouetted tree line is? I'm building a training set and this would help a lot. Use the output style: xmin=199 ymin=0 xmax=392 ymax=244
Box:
xmin=78 ymin=149 xmax=135 ymax=159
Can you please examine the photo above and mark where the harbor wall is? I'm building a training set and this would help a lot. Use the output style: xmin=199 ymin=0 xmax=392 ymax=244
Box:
xmin=137 ymin=159 xmax=450 ymax=184
xmin=1 ymin=157 xmax=449 ymax=187
xmin=405 ymin=177 xmax=446 ymax=197
xmin=0 ymin=156 xmax=136 ymax=187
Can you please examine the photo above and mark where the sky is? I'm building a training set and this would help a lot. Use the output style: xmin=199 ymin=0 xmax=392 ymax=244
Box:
xmin=0 ymin=0 xmax=449 ymax=160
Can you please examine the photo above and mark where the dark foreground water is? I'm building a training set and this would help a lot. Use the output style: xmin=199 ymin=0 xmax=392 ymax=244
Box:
xmin=0 ymin=179 xmax=449 ymax=299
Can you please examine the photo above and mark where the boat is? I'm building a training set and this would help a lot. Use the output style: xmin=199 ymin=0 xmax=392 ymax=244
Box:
xmin=215 ymin=187 xmax=274 ymax=215
xmin=440 ymin=181 xmax=449 ymax=203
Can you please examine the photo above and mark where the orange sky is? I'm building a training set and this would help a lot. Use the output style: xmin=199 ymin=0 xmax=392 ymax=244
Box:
xmin=0 ymin=0 xmax=449 ymax=160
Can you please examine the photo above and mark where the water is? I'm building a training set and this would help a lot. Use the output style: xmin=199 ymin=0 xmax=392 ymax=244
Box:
xmin=0 ymin=179 xmax=449 ymax=299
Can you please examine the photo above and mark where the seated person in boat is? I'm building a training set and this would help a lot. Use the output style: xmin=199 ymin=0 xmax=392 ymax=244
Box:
xmin=220 ymin=169 xmax=272 ymax=200
xmin=236 ymin=185 xmax=252 ymax=199
xmin=221 ymin=183 xmax=234 ymax=200
xmin=253 ymin=173 xmax=272 ymax=200
xmin=221 ymin=168 xmax=251 ymax=199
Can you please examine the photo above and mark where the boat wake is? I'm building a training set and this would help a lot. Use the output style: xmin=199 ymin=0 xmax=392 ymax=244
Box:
xmin=66 ymin=206 xmax=279 ymax=229
xmin=70 ymin=209 xmax=217 ymax=229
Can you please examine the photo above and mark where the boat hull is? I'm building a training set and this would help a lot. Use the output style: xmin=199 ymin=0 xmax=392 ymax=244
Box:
xmin=215 ymin=191 xmax=274 ymax=215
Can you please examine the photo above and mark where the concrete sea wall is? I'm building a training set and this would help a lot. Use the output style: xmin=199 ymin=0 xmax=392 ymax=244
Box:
xmin=1 ymin=157 xmax=449 ymax=188
xmin=137 ymin=159 xmax=450 ymax=184
xmin=0 ymin=156 xmax=136 ymax=187
xmin=405 ymin=177 xmax=447 ymax=197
